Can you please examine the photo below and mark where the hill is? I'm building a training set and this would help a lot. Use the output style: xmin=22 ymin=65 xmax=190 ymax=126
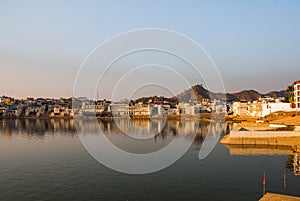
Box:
xmin=175 ymin=84 xmax=288 ymax=102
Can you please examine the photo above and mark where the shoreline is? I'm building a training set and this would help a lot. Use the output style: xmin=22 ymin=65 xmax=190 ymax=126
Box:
xmin=0 ymin=113 xmax=226 ymax=121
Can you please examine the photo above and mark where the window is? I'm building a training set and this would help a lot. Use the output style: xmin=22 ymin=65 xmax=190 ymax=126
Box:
xmin=298 ymin=103 xmax=300 ymax=108
xmin=298 ymin=85 xmax=300 ymax=90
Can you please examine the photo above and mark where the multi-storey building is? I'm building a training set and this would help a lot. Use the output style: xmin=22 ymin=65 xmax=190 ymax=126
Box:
xmin=295 ymin=81 xmax=300 ymax=109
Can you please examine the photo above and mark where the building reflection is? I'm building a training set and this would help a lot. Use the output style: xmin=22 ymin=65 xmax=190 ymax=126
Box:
xmin=0 ymin=119 xmax=229 ymax=143
xmin=76 ymin=119 xmax=229 ymax=144
xmin=286 ymin=153 xmax=300 ymax=177
xmin=225 ymin=144 xmax=300 ymax=177
xmin=0 ymin=119 xmax=76 ymax=136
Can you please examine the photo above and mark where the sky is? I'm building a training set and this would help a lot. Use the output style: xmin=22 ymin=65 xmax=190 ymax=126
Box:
xmin=1 ymin=0 xmax=300 ymax=99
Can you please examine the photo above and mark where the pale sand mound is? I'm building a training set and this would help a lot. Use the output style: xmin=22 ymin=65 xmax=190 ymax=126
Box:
xmin=234 ymin=111 xmax=300 ymax=126
xmin=264 ymin=111 xmax=300 ymax=126
xmin=271 ymin=115 xmax=300 ymax=126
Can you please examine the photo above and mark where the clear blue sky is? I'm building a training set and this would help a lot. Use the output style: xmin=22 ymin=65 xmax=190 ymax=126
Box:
xmin=1 ymin=0 xmax=300 ymax=98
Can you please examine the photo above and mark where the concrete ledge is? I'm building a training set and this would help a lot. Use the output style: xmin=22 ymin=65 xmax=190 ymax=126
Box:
xmin=259 ymin=193 xmax=300 ymax=201
xmin=230 ymin=130 xmax=300 ymax=138
xmin=220 ymin=134 xmax=300 ymax=147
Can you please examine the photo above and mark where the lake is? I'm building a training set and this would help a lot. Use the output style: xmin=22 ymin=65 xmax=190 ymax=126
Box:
xmin=0 ymin=119 xmax=299 ymax=201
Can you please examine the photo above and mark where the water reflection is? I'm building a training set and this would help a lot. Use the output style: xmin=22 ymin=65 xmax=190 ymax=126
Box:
xmin=0 ymin=119 xmax=231 ymax=163
xmin=0 ymin=119 xmax=299 ymax=200
xmin=0 ymin=119 xmax=230 ymax=145
xmin=224 ymin=144 xmax=300 ymax=177
xmin=286 ymin=153 xmax=300 ymax=176
xmin=0 ymin=119 xmax=76 ymax=136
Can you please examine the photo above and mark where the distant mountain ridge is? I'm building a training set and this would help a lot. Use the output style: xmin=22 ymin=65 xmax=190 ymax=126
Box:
xmin=176 ymin=84 xmax=288 ymax=102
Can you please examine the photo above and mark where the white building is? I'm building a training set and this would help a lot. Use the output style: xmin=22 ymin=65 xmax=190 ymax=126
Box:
xmin=248 ymin=101 xmax=262 ymax=117
xmin=110 ymin=103 xmax=129 ymax=116
xmin=232 ymin=100 xmax=293 ymax=117
xmin=177 ymin=103 xmax=197 ymax=115
xmin=295 ymin=81 xmax=300 ymax=109
xmin=214 ymin=101 xmax=227 ymax=114
xmin=151 ymin=104 xmax=170 ymax=116
xmin=129 ymin=102 xmax=152 ymax=118
xmin=232 ymin=101 xmax=248 ymax=116
xmin=261 ymin=102 xmax=293 ymax=117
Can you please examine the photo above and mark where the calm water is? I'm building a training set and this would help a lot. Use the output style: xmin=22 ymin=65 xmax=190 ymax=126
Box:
xmin=0 ymin=119 xmax=299 ymax=201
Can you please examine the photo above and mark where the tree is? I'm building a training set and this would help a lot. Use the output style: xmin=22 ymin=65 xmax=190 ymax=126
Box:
xmin=285 ymin=84 xmax=294 ymax=103
xmin=285 ymin=81 xmax=300 ymax=104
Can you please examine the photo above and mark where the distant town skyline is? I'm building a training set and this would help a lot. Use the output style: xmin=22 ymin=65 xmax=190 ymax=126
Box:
xmin=1 ymin=0 xmax=300 ymax=98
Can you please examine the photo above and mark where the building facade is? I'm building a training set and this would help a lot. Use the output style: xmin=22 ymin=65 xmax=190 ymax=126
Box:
xmin=295 ymin=81 xmax=300 ymax=109
xmin=231 ymin=100 xmax=294 ymax=117
xmin=231 ymin=101 xmax=248 ymax=116
xmin=110 ymin=103 xmax=129 ymax=117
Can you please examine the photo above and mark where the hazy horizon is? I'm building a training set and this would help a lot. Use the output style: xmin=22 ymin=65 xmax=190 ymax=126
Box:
xmin=1 ymin=0 xmax=300 ymax=99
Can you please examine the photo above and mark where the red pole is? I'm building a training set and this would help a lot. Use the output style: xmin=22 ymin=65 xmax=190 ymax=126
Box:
xmin=263 ymin=172 xmax=266 ymax=195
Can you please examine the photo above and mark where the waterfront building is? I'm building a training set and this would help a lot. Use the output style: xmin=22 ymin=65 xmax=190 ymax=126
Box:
xmin=49 ymin=105 xmax=68 ymax=117
xmin=81 ymin=101 xmax=106 ymax=116
xmin=151 ymin=104 xmax=171 ymax=116
xmin=0 ymin=107 xmax=6 ymax=117
xmin=129 ymin=102 xmax=152 ymax=118
xmin=232 ymin=100 xmax=248 ymax=116
xmin=5 ymin=106 xmax=18 ymax=118
xmin=295 ymin=81 xmax=300 ymax=109
xmin=212 ymin=100 xmax=227 ymax=114
xmin=247 ymin=101 xmax=263 ymax=117
xmin=232 ymin=99 xmax=294 ymax=117
xmin=0 ymin=96 xmax=4 ymax=103
xmin=95 ymin=104 xmax=106 ymax=114
xmin=177 ymin=103 xmax=194 ymax=115
xmin=25 ymin=104 xmax=49 ymax=117
xmin=261 ymin=102 xmax=293 ymax=117
xmin=110 ymin=103 xmax=129 ymax=117
xmin=81 ymin=102 xmax=95 ymax=114
xmin=162 ymin=104 xmax=171 ymax=114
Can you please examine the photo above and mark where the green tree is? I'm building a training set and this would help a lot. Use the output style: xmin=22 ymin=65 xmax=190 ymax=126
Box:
xmin=286 ymin=84 xmax=294 ymax=103
xmin=285 ymin=81 xmax=300 ymax=104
